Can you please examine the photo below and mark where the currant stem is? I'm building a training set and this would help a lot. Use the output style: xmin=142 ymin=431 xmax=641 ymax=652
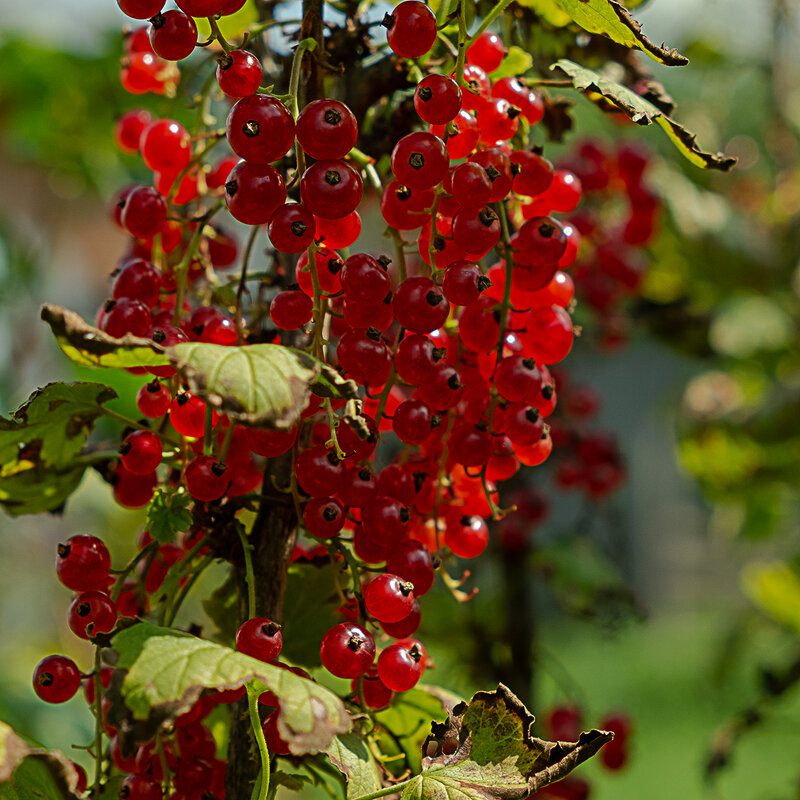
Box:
xmin=92 ymin=647 xmax=103 ymax=798
xmin=373 ymin=365 xmax=397 ymax=427
xmin=218 ymin=420 xmax=236 ymax=462
xmin=465 ymin=0 xmax=514 ymax=47
xmin=493 ymin=199 xmax=515 ymax=368
xmin=236 ymin=225 xmax=261 ymax=345
xmin=101 ymin=407 xmax=182 ymax=449
xmin=247 ymin=686 xmax=271 ymax=800
xmin=350 ymin=779 xmax=416 ymax=800
xmin=453 ymin=0 xmax=468 ymax=86
xmin=305 ymin=240 xmax=326 ymax=360
xmin=165 ymin=554 xmax=214 ymax=627
xmin=203 ymin=403 xmax=215 ymax=456
xmin=237 ymin=524 xmax=257 ymax=620
xmin=323 ymin=398 xmax=346 ymax=459
xmin=110 ymin=540 xmax=159 ymax=602
xmin=207 ymin=15 xmax=237 ymax=53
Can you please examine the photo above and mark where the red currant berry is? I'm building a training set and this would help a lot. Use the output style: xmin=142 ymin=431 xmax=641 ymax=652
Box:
xmin=119 ymin=429 xmax=163 ymax=474
xmin=468 ymin=147 xmax=513 ymax=202
xmin=391 ymin=132 xmax=448 ymax=190
xmin=392 ymin=399 xmax=437 ymax=445
xmin=68 ymin=591 xmax=117 ymax=640
xmin=121 ymin=186 xmax=167 ymax=240
xmin=477 ymin=98 xmax=520 ymax=143
xmin=56 ymin=535 xmax=111 ymax=592
xmin=296 ymin=445 xmax=345 ymax=497
xmin=270 ymin=290 xmax=313 ymax=330
xmin=451 ymin=205 xmax=500 ymax=255
xmin=236 ymin=618 xmax=283 ymax=662
xmin=170 ymin=392 xmax=218 ymax=438
xmin=364 ymin=574 xmax=415 ymax=623
xmin=296 ymin=99 xmax=358 ymax=159
xmin=380 ymin=600 xmax=421 ymax=639
xmin=493 ymin=356 xmax=541 ymax=404
xmin=303 ymin=496 xmax=346 ymax=538
xmin=376 ymin=641 xmax=424 ymax=692
xmin=352 ymin=667 xmax=394 ymax=709
xmin=136 ymin=379 xmax=171 ymax=417
xmin=112 ymin=257 xmax=161 ymax=307
xmin=321 ymin=623 xmax=376 ymax=680
xmin=417 ymin=362 xmax=464 ymax=409
xmin=33 ymin=655 xmax=81 ymax=704
xmin=381 ymin=180 xmax=434 ymax=230
xmin=113 ymin=464 xmax=158 ymax=508
xmin=337 ymin=328 xmax=392 ymax=386
xmin=118 ymin=0 xmax=164 ymax=20
xmin=149 ymin=10 xmax=197 ymax=61
xmin=430 ymin=110 xmax=480 ymax=159
xmin=442 ymin=261 xmax=490 ymax=306
xmin=393 ymin=277 xmax=449 ymax=334
xmin=225 ymin=161 xmax=287 ymax=225
xmin=184 ymin=455 xmax=229 ymax=501
xmin=511 ymin=150 xmax=554 ymax=197
xmin=467 ymin=31 xmax=504 ymax=72
xmin=383 ymin=1 xmax=437 ymax=58
xmin=362 ymin=495 xmax=411 ymax=546
xmin=226 ymin=95 xmax=295 ymax=163
xmin=119 ymin=773 xmax=163 ymax=800
xmin=339 ymin=465 xmax=378 ymax=508
xmin=175 ymin=0 xmax=226 ymax=16
xmin=248 ymin=426 xmax=298 ymax=458
xmin=268 ymin=203 xmax=316 ymax=253
xmin=445 ymin=515 xmax=489 ymax=558
xmin=114 ymin=108 xmax=153 ymax=153
xmin=394 ymin=333 xmax=446 ymax=385
xmin=414 ymin=74 xmax=462 ymax=125
xmin=216 ymin=49 xmax=262 ymax=97
xmin=340 ymin=253 xmax=392 ymax=303
xmin=140 ymin=119 xmax=192 ymax=174
xmin=448 ymin=422 xmax=492 ymax=466
xmin=386 ymin=539 xmax=435 ymax=596
xmin=300 ymin=159 xmax=363 ymax=220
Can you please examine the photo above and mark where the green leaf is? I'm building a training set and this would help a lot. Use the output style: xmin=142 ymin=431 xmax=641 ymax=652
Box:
xmin=551 ymin=60 xmax=737 ymax=171
xmin=514 ymin=0 xmax=572 ymax=27
xmin=326 ymin=734 xmax=382 ymax=800
xmin=114 ymin=622 xmax=350 ymax=754
xmin=742 ymin=561 xmax=800 ymax=637
xmin=0 ymin=381 xmax=117 ymax=516
xmin=41 ymin=304 xmax=170 ymax=369
xmin=552 ymin=0 xmax=687 ymax=65
xmin=282 ymin=563 xmax=344 ymax=667
xmin=271 ymin=771 xmax=315 ymax=792
xmin=0 ymin=721 xmax=81 ymax=799
xmin=168 ymin=342 xmax=321 ymax=429
xmin=145 ymin=489 xmax=193 ymax=544
xmin=489 ymin=46 xmax=534 ymax=80
xmin=309 ymin=363 xmax=360 ymax=402
xmin=401 ymin=686 xmax=612 ymax=800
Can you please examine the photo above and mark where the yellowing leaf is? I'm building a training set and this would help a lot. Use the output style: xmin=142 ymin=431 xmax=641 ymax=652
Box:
xmin=113 ymin=622 xmax=349 ymax=755
xmin=553 ymin=0 xmax=687 ymax=65
xmin=552 ymin=60 xmax=737 ymax=171
xmin=742 ymin=561 xmax=800 ymax=636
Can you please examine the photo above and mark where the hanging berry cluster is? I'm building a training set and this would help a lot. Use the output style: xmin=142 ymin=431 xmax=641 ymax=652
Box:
xmin=22 ymin=0 xmax=677 ymax=794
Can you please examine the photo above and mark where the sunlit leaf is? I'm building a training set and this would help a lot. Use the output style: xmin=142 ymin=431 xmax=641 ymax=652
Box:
xmin=742 ymin=561 xmax=800 ymax=637
xmin=489 ymin=46 xmax=534 ymax=79
xmin=552 ymin=0 xmax=687 ymax=65
xmin=551 ymin=60 xmax=737 ymax=171
xmin=41 ymin=304 xmax=169 ymax=369
xmin=113 ymin=622 xmax=350 ymax=755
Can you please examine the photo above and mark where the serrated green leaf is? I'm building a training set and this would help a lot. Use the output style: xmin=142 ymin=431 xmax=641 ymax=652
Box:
xmin=0 ymin=381 xmax=116 ymax=516
xmin=327 ymin=734 xmax=382 ymax=800
xmin=552 ymin=0 xmax=687 ymax=65
xmin=489 ymin=46 xmax=534 ymax=80
xmin=146 ymin=489 xmax=193 ymax=544
xmin=0 ymin=721 xmax=81 ymax=799
xmin=551 ymin=60 xmax=737 ymax=171
xmin=168 ymin=342 xmax=320 ymax=429
xmin=114 ymin=622 xmax=349 ymax=754
xmin=401 ymin=686 xmax=612 ymax=800
xmin=282 ymin=563 xmax=343 ymax=667
xmin=41 ymin=304 xmax=169 ymax=369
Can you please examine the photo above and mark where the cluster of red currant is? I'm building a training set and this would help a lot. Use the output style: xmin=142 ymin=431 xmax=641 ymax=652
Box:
xmin=28 ymin=0 xmax=655 ymax=793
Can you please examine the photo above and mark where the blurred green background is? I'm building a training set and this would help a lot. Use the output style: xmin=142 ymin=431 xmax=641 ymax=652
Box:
xmin=2 ymin=0 xmax=800 ymax=797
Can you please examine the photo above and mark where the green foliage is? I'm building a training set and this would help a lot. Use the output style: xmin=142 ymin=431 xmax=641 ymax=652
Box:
xmin=113 ymin=622 xmax=350 ymax=754
xmin=0 ymin=381 xmax=115 ymax=515
xmin=401 ymin=686 xmax=612 ymax=799
xmin=0 ymin=721 xmax=81 ymax=800
xmin=145 ymin=489 xmax=193 ymax=545
xmin=489 ymin=46 xmax=534 ymax=79
xmin=282 ymin=563 xmax=344 ymax=667
xmin=326 ymin=734 xmax=382 ymax=800
xmin=552 ymin=60 xmax=737 ymax=170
